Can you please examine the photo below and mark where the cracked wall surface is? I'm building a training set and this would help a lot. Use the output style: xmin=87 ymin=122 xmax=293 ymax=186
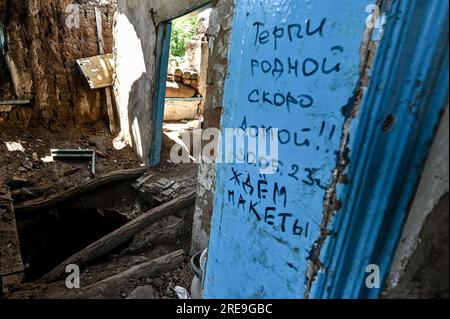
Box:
xmin=203 ymin=0 xmax=376 ymax=298
xmin=304 ymin=10 xmax=381 ymax=297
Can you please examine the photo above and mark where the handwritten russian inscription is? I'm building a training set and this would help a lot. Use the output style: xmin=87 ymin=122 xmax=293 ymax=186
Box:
xmin=205 ymin=0 xmax=371 ymax=298
xmin=222 ymin=16 xmax=345 ymax=243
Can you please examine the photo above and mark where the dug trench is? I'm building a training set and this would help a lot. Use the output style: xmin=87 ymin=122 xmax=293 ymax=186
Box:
xmin=7 ymin=167 xmax=199 ymax=299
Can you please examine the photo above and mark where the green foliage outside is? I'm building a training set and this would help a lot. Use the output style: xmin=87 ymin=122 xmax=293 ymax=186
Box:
xmin=170 ymin=16 xmax=200 ymax=59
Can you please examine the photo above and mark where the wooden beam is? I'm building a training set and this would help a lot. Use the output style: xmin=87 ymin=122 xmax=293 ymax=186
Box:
xmin=154 ymin=0 xmax=211 ymax=24
xmin=95 ymin=7 xmax=116 ymax=135
xmin=95 ymin=8 xmax=106 ymax=55
xmin=81 ymin=250 xmax=185 ymax=298
xmin=15 ymin=168 xmax=147 ymax=213
xmin=40 ymin=190 xmax=196 ymax=283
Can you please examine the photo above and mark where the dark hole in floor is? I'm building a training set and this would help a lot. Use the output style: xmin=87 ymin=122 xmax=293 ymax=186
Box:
xmin=16 ymin=206 xmax=130 ymax=282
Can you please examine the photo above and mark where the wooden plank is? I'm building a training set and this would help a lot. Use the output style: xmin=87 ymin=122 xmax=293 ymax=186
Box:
xmin=82 ymin=250 xmax=185 ymax=298
xmin=104 ymin=86 xmax=115 ymax=134
xmin=95 ymin=7 xmax=116 ymax=135
xmin=95 ymin=8 xmax=106 ymax=55
xmin=40 ymin=191 xmax=196 ymax=283
xmin=4 ymin=54 xmax=20 ymax=97
xmin=15 ymin=168 xmax=147 ymax=213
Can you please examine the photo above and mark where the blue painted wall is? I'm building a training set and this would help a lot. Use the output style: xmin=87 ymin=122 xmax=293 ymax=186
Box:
xmin=204 ymin=0 xmax=374 ymax=298
xmin=311 ymin=0 xmax=449 ymax=299
xmin=205 ymin=0 xmax=449 ymax=299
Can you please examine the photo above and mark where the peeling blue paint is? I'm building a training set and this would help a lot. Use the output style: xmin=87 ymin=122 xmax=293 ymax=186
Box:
xmin=311 ymin=0 xmax=449 ymax=299
xmin=150 ymin=22 xmax=172 ymax=166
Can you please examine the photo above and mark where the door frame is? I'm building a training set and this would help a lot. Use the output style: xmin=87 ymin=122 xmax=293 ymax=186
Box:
xmin=202 ymin=0 xmax=448 ymax=299
xmin=310 ymin=0 xmax=449 ymax=298
xmin=149 ymin=2 xmax=212 ymax=166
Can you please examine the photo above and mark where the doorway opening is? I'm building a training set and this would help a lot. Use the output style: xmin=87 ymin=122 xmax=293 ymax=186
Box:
xmin=156 ymin=7 xmax=212 ymax=167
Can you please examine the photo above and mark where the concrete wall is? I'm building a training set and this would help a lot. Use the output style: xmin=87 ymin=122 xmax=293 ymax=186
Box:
xmin=185 ymin=9 xmax=210 ymax=113
xmin=185 ymin=40 xmax=209 ymax=113
xmin=383 ymin=106 xmax=449 ymax=298
xmin=191 ymin=0 xmax=234 ymax=253
xmin=113 ymin=0 xmax=209 ymax=163
xmin=113 ymin=0 xmax=156 ymax=161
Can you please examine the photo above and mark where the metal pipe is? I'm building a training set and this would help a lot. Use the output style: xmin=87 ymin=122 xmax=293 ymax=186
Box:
xmin=50 ymin=149 xmax=96 ymax=176
xmin=0 ymin=100 xmax=31 ymax=105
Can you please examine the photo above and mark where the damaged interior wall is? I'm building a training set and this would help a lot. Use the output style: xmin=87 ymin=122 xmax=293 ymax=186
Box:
xmin=0 ymin=0 xmax=116 ymax=129
xmin=113 ymin=0 xmax=209 ymax=164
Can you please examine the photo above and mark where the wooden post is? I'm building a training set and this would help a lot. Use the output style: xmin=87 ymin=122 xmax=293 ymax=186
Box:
xmin=95 ymin=8 xmax=116 ymax=135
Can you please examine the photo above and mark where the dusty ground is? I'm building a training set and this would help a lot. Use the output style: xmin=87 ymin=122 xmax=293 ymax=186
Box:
xmin=1 ymin=122 xmax=200 ymax=299
xmin=0 ymin=123 xmax=142 ymax=200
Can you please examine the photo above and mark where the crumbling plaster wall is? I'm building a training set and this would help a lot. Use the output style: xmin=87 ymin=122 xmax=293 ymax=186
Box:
xmin=113 ymin=0 xmax=209 ymax=163
xmin=113 ymin=0 xmax=156 ymax=160
xmin=191 ymin=0 xmax=234 ymax=253
xmin=0 ymin=0 xmax=116 ymax=129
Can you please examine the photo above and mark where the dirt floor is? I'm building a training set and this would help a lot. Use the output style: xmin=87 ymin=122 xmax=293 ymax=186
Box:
xmin=0 ymin=123 xmax=142 ymax=197
xmin=1 ymin=122 xmax=200 ymax=299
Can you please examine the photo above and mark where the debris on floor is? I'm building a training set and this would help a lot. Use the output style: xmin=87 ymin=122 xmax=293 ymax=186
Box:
xmin=0 ymin=123 xmax=199 ymax=299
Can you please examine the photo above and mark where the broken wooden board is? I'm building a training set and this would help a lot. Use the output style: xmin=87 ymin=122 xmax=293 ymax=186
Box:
xmin=166 ymin=81 xmax=196 ymax=98
xmin=0 ymin=184 xmax=24 ymax=290
xmin=40 ymin=191 xmax=196 ymax=283
xmin=77 ymin=54 xmax=115 ymax=89
xmin=15 ymin=168 xmax=147 ymax=213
